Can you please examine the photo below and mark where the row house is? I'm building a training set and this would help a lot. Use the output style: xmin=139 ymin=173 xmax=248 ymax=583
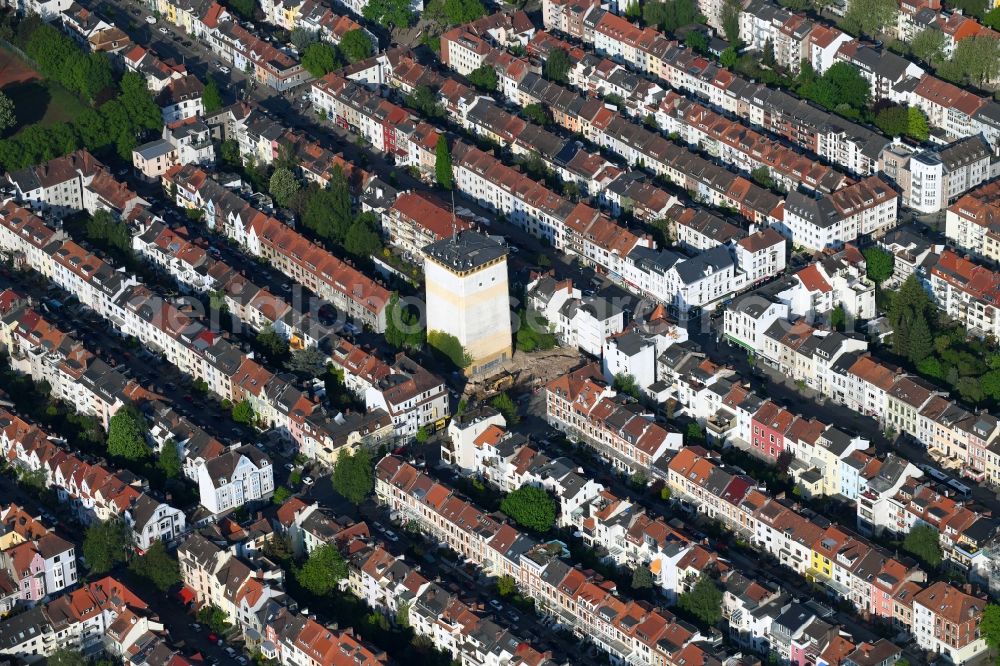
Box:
xmin=196 ymin=446 xmax=274 ymax=515
xmin=328 ymin=339 xmax=449 ymax=442
xmin=4 ymin=150 xmax=147 ymax=221
xmin=0 ymin=189 xmax=365 ymax=461
xmin=779 ymin=177 xmax=899 ymax=252
xmin=177 ymin=532 xmax=290 ymax=643
xmin=0 ymin=577 xmax=165 ymax=662
xmin=928 ymin=249 xmax=1000 ymax=340
xmin=544 ymin=363 xmax=681 ymax=473
xmin=879 ymin=135 xmax=995 ymax=214
xmin=539 ymin=1 xmax=891 ymax=177
xmin=0 ymin=504 xmax=74 ymax=609
xmin=945 ymin=177 xmax=1000 ymax=263
xmin=525 ymin=274 xmax=625 ymax=357
xmin=205 ymin=19 xmax=311 ymax=91
xmin=165 ymin=165 xmax=391 ymax=332
xmin=665 ymin=447 xmax=961 ymax=635
xmin=379 ymin=190 xmax=474 ymax=261
xmin=123 ymin=44 xmax=188 ymax=93
xmin=375 ymin=456 xmax=715 ymax=665
xmin=0 ymin=408 xmax=184 ymax=550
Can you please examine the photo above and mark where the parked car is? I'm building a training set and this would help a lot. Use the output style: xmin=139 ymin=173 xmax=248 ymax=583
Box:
xmin=302 ymin=475 xmax=314 ymax=486
xmin=948 ymin=479 xmax=972 ymax=497
xmin=158 ymin=26 xmax=169 ymax=34
xmin=207 ymin=633 xmax=218 ymax=642
xmin=145 ymin=15 xmax=156 ymax=23
xmin=218 ymin=65 xmax=231 ymax=74
xmin=489 ymin=599 xmax=502 ymax=610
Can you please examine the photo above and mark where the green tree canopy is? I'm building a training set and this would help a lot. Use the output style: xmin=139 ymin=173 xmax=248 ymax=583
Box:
xmin=468 ymin=65 xmax=498 ymax=91
xmin=678 ymin=575 xmax=723 ymax=625
xmin=108 ymin=407 xmax=150 ymax=461
xmin=840 ymin=0 xmax=897 ymax=37
xmin=496 ymin=574 xmax=516 ymax=597
xmin=301 ymin=41 xmax=340 ymax=77
xmin=613 ymin=373 xmax=641 ymax=400
xmin=303 ymin=167 xmax=353 ymax=242
xmin=232 ymin=399 xmax=254 ymax=424
xmin=362 ymin=0 xmax=414 ymax=29
xmin=902 ymin=524 xmax=943 ymax=568
xmin=428 ymin=330 xmax=471 ymax=368
xmin=344 ymin=212 xmax=382 ymax=257
xmin=286 ymin=347 xmax=329 ymax=378
xmin=889 ymin=274 xmax=934 ymax=361
xmin=331 ymin=448 xmax=374 ymax=505
xmin=721 ymin=0 xmax=741 ymax=45
xmin=500 ymin=485 xmax=557 ymax=532
xmin=523 ymin=103 xmax=550 ymax=126
xmin=862 ymin=246 xmax=894 ymax=284
xmin=907 ymin=106 xmax=929 ymax=140
xmin=801 ymin=62 xmax=870 ymax=113
xmin=490 ymin=392 xmax=520 ymax=425
xmin=544 ymin=48 xmax=571 ymax=84
xmin=435 ymin=135 xmax=453 ymax=190
xmin=384 ymin=295 xmax=424 ymax=349
xmin=911 ymin=28 xmax=947 ymax=63
xmin=197 ymin=604 xmax=231 ymax=633
xmin=202 ymin=77 xmax=223 ymax=113
xmin=643 ymin=0 xmax=701 ymax=32
xmin=256 ymin=325 xmax=289 ymax=365
xmin=720 ymin=47 xmax=738 ymax=68
xmin=685 ymin=30 xmax=709 ymax=54
xmin=129 ymin=539 xmax=180 ymax=591
xmin=158 ymin=439 xmax=182 ymax=479
xmin=269 ymin=167 xmax=301 ymax=208
xmin=632 ymin=565 xmax=654 ymax=589
xmin=339 ymin=29 xmax=373 ymax=63
xmin=0 ymin=92 xmax=15 ymax=135
xmin=82 ymin=518 xmax=130 ymax=573
xmin=982 ymin=604 xmax=1000 ymax=651
xmin=430 ymin=0 xmax=487 ymax=25
xmin=296 ymin=543 xmax=348 ymax=595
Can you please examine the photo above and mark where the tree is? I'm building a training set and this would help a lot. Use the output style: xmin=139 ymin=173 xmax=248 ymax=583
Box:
xmin=911 ymin=28 xmax=947 ymax=63
xmin=48 ymin=650 xmax=87 ymax=666
xmin=82 ymin=519 xmax=130 ymax=573
xmin=862 ymin=246 xmax=894 ymax=285
xmin=286 ymin=347 xmax=328 ymax=377
xmin=107 ymin=407 xmax=150 ymax=461
xmin=362 ymin=0 xmax=414 ymax=29
xmin=273 ymin=486 xmax=293 ymax=505
xmin=491 ymin=392 xmax=520 ymax=425
xmin=296 ymin=544 xmax=348 ymax=595
xmin=840 ymin=0 xmax=897 ymax=37
xmin=685 ymin=30 xmax=709 ymax=54
xmin=981 ymin=604 xmax=1000 ymax=652
xmin=721 ymin=0 xmax=741 ymax=45
xmin=344 ymin=212 xmax=382 ymax=257
xmin=678 ymin=575 xmax=723 ymax=625
xmin=889 ymin=275 xmax=933 ymax=359
xmin=830 ymin=305 xmax=846 ymax=332
xmin=339 ymin=29 xmax=373 ymax=64
xmin=874 ymin=105 xmax=909 ymax=137
xmin=304 ymin=167 xmax=353 ymax=241
xmin=226 ymin=0 xmax=256 ymax=19
xmin=468 ymin=65 xmax=498 ymax=91
xmin=269 ymin=167 xmax=301 ymax=208
xmin=907 ymin=106 xmax=929 ymax=140
xmin=625 ymin=0 xmax=641 ymax=19
xmin=762 ymin=38 xmax=776 ymax=68
xmin=427 ymin=330 xmax=471 ymax=368
xmin=384 ymin=295 xmax=424 ymax=349
xmin=291 ymin=27 xmax=319 ymax=51
xmin=613 ymin=373 xmax=641 ymax=399
xmin=720 ymin=47 xmax=738 ymax=68
xmin=435 ymin=135 xmax=453 ymax=190
xmin=129 ymin=539 xmax=180 ymax=592
xmin=500 ymin=485 xmax=557 ymax=532
xmin=158 ymin=439 xmax=182 ymax=479
xmin=0 ymin=92 xmax=15 ymax=135
xmin=687 ymin=422 xmax=706 ymax=443
xmin=907 ymin=313 xmax=933 ymax=364
xmin=523 ymin=103 xmax=550 ymax=126
xmin=750 ymin=166 xmax=774 ymax=189
xmin=948 ymin=35 xmax=1000 ymax=86
xmin=256 ymin=325 xmax=289 ymax=364
xmin=406 ymin=85 xmax=444 ymax=119
xmin=632 ymin=565 xmax=654 ymax=589
xmin=331 ymin=448 xmax=374 ymax=505
xmin=804 ymin=62 xmax=870 ymax=112
xmin=496 ymin=575 xmax=517 ymax=597
xmin=301 ymin=41 xmax=339 ymax=77
xmin=431 ymin=0 xmax=487 ymax=25
xmin=902 ymin=524 xmax=943 ymax=568
xmin=202 ymin=77 xmax=223 ymax=113
xmin=232 ymin=399 xmax=254 ymax=424
xmin=197 ymin=605 xmax=231 ymax=633
xmin=544 ymin=48 xmax=571 ymax=84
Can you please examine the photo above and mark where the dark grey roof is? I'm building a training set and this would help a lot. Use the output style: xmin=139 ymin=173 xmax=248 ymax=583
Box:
xmin=423 ymin=230 xmax=507 ymax=272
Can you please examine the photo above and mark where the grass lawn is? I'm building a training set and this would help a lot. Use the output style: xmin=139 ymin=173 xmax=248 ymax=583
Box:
xmin=0 ymin=46 xmax=89 ymax=138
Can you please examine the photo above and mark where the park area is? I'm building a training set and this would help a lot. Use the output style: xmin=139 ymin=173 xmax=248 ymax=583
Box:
xmin=0 ymin=46 xmax=87 ymax=138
